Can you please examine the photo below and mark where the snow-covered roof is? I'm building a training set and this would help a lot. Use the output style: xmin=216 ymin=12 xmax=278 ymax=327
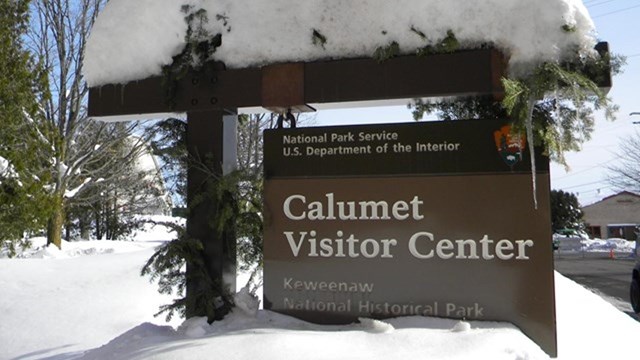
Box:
xmin=84 ymin=0 xmax=598 ymax=87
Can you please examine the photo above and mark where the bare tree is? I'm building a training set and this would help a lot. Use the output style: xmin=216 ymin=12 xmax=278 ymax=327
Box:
xmin=27 ymin=0 xmax=161 ymax=247
xmin=67 ymin=124 xmax=170 ymax=240
xmin=608 ymin=131 xmax=640 ymax=193
xmin=237 ymin=113 xmax=273 ymax=176
xmin=236 ymin=112 xmax=316 ymax=176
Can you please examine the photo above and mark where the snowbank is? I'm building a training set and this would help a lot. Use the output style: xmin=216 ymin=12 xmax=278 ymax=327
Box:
xmin=84 ymin=0 xmax=597 ymax=86
xmin=554 ymin=235 xmax=636 ymax=253
xmin=79 ymin=306 xmax=551 ymax=360
xmin=73 ymin=273 xmax=640 ymax=360
xmin=583 ymin=238 xmax=636 ymax=252
xmin=2 ymin=215 xmax=639 ymax=359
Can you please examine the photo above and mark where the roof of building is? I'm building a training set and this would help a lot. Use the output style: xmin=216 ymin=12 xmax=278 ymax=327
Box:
xmin=583 ymin=191 xmax=640 ymax=209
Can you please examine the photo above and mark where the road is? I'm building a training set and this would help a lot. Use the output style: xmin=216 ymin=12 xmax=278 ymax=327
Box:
xmin=554 ymin=251 xmax=638 ymax=320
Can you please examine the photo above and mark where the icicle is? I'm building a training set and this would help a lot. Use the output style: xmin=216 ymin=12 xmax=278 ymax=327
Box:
xmin=526 ymin=97 xmax=538 ymax=210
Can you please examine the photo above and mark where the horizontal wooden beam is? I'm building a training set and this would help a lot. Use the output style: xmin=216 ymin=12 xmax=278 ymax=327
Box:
xmin=88 ymin=49 xmax=507 ymax=119
xmin=304 ymin=49 xmax=506 ymax=104
xmin=88 ymin=67 xmax=262 ymax=118
xmin=87 ymin=43 xmax=611 ymax=120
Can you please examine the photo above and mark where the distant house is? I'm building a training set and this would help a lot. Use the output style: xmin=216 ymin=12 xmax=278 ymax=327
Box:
xmin=131 ymin=137 xmax=172 ymax=216
xmin=582 ymin=191 xmax=640 ymax=239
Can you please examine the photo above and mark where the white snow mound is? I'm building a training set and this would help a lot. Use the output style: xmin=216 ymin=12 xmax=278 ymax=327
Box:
xmin=84 ymin=0 xmax=597 ymax=86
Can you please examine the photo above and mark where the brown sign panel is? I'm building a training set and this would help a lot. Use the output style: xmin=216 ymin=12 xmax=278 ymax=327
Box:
xmin=263 ymin=120 xmax=556 ymax=357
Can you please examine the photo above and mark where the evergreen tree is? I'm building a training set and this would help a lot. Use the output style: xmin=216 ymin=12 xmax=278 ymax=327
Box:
xmin=410 ymin=96 xmax=508 ymax=122
xmin=550 ymin=190 xmax=584 ymax=232
xmin=0 ymin=0 xmax=53 ymax=255
xmin=151 ymin=118 xmax=188 ymax=209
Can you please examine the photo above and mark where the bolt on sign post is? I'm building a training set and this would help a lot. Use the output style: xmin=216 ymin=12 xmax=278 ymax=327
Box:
xmin=263 ymin=119 xmax=557 ymax=357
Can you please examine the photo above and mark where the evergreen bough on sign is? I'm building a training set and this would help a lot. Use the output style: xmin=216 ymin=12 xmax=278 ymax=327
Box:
xmin=143 ymin=114 xmax=264 ymax=322
xmin=141 ymin=168 xmax=263 ymax=322
xmin=412 ymin=43 xmax=622 ymax=169
xmin=413 ymin=52 xmax=622 ymax=207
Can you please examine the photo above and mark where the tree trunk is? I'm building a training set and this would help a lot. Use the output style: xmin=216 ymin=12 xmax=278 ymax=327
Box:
xmin=94 ymin=206 xmax=102 ymax=240
xmin=65 ymin=220 xmax=71 ymax=241
xmin=47 ymin=200 xmax=64 ymax=249
xmin=79 ymin=213 xmax=90 ymax=239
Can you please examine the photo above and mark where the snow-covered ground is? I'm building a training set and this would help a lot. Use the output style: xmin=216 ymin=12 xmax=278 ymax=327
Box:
xmin=1 ymin=218 xmax=639 ymax=360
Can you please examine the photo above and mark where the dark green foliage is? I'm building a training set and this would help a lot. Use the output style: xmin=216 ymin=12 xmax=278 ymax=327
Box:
xmin=410 ymin=96 xmax=508 ymax=121
xmin=568 ymin=47 xmax=624 ymax=92
xmin=502 ymin=59 xmax=618 ymax=165
xmin=182 ymin=7 xmax=221 ymax=64
xmin=235 ymin=114 xmax=268 ymax=270
xmin=373 ymin=41 xmax=400 ymax=63
xmin=143 ymin=114 xmax=265 ymax=321
xmin=141 ymin=221 xmax=229 ymax=322
xmin=0 ymin=0 xmax=53 ymax=252
xmin=235 ymin=176 xmax=263 ymax=271
xmin=409 ymin=52 xmax=620 ymax=210
xmin=142 ymin=170 xmax=235 ymax=323
xmin=151 ymin=118 xmax=188 ymax=205
xmin=162 ymin=6 xmax=222 ymax=109
xmin=410 ymin=45 xmax=621 ymax=167
xmin=374 ymin=28 xmax=458 ymax=63
xmin=141 ymin=170 xmax=261 ymax=322
xmin=550 ymin=190 xmax=584 ymax=232
xmin=312 ymin=29 xmax=327 ymax=49
xmin=415 ymin=29 xmax=459 ymax=56
xmin=142 ymin=118 xmax=191 ymax=320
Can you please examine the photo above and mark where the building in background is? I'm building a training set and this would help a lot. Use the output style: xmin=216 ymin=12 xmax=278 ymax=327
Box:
xmin=131 ymin=137 xmax=172 ymax=216
xmin=582 ymin=191 xmax=640 ymax=239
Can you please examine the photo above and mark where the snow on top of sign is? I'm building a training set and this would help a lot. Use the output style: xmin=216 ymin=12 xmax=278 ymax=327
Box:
xmin=84 ymin=0 xmax=597 ymax=86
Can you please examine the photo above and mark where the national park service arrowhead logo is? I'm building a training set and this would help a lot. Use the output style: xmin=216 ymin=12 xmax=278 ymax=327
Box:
xmin=494 ymin=125 xmax=526 ymax=169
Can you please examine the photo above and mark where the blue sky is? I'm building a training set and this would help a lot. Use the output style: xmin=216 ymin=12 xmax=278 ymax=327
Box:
xmin=314 ymin=0 xmax=640 ymax=206
xmin=551 ymin=0 xmax=640 ymax=205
